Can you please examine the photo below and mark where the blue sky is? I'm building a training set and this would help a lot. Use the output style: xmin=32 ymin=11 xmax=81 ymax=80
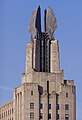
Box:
xmin=0 ymin=0 xmax=82 ymax=119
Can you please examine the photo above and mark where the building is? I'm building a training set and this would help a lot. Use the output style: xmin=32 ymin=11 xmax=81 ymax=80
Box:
xmin=0 ymin=6 xmax=76 ymax=120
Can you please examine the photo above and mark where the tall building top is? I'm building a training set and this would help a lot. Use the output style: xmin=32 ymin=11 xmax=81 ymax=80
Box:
xmin=26 ymin=6 xmax=60 ymax=73
xmin=28 ymin=6 xmax=57 ymax=40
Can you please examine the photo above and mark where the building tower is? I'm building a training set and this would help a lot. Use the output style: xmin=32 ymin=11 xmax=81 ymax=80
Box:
xmin=0 ymin=6 xmax=76 ymax=120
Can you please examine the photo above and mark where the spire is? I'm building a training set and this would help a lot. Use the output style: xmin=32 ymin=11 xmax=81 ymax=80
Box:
xmin=27 ymin=6 xmax=60 ymax=73
xmin=35 ymin=6 xmax=41 ymax=33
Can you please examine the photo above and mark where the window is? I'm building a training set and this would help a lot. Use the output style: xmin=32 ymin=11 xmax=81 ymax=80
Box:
xmin=12 ymin=108 xmax=13 ymax=114
xmin=30 ymin=103 xmax=34 ymax=109
xmin=48 ymin=114 xmax=51 ymax=119
xmin=56 ymin=104 xmax=59 ymax=110
xmin=66 ymin=93 xmax=68 ymax=97
xmin=31 ymin=91 xmax=33 ymax=95
xmin=30 ymin=112 xmax=34 ymax=119
xmin=4 ymin=112 xmax=5 ymax=117
xmin=10 ymin=109 xmax=11 ymax=114
xmin=65 ymin=104 xmax=69 ymax=110
xmin=64 ymin=80 xmax=67 ymax=84
xmin=39 ymin=113 xmax=43 ymax=119
xmin=2 ymin=113 xmax=3 ymax=118
xmin=56 ymin=114 xmax=59 ymax=119
xmin=40 ymin=103 xmax=43 ymax=109
xmin=0 ymin=114 xmax=1 ymax=119
xmin=48 ymin=104 xmax=51 ymax=109
xmin=65 ymin=114 xmax=69 ymax=120
xmin=6 ymin=111 xmax=7 ymax=116
xmin=8 ymin=110 xmax=9 ymax=115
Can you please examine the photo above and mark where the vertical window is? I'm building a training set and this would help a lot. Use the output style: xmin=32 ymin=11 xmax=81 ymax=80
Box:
xmin=56 ymin=104 xmax=59 ymax=110
xmin=65 ymin=104 xmax=69 ymax=110
xmin=48 ymin=114 xmax=51 ymax=119
xmin=31 ymin=91 xmax=33 ymax=95
xmin=65 ymin=114 xmax=69 ymax=120
xmin=66 ymin=93 xmax=68 ymax=97
xmin=0 ymin=114 xmax=1 ymax=119
xmin=2 ymin=113 xmax=3 ymax=118
xmin=64 ymin=80 xmax=67 ymax=84
xmin=30 ymin=112 xmax=34 ymax=119
xmin=39 ymin=113 xmax=43 ymax=119
xmin=40 ymin=103 xmax=43 ymax=109
xmin=10 ymin=109 xmax=11 ymax=114
xmin=8 ymin=110 xmax=9 ymax=115
xmin=56 ymin=114 xmax=59 ymax=119
xmin=12 ymin=108 xmax=13 ymax=114
xmin=30 ymin=103 xmax=34 ymax=109
xmin=48 ymin=104 xmax=51 ymax=109
xmin=4 ymin=112 xmax=5 ymax=117
xmin=6 ymin=111 xmax=7 ymax=116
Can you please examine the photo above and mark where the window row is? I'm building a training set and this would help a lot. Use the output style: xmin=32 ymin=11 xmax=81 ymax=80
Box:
xmin=8 ymin=118 xmax=13 ymax=120
xmin=0 ymin=108 xmax=13 ymax=119
xmin=30 ymin=103 xmax=69 ymax=110
xmin=30 ymin=112 xmax=51 ymax=119
xmin=30 ymin=112 xmax=69 ymax=120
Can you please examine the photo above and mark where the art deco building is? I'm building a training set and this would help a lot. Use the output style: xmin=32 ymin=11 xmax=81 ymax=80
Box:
xmin=0 ymin=6 xmax=76 ymax=120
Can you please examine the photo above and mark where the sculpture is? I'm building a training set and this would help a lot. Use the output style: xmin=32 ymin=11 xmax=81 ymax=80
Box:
xmin=28 ymin=6 xmax=57 ymax=39
xmin=28 ymin=6 xmax=57 ymax=72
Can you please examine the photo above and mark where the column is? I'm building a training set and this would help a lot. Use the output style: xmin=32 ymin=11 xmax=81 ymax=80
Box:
xmin=51 ymin=91 xmax=56 ymax=120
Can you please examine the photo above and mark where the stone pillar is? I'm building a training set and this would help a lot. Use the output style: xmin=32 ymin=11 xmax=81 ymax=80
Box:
xmin=43 ymin=90 xmax=48 ymax=120
xmin=50 ymin=40 xmax=60 ymax=72
xmin=16 ymin=94 xmax=18 ymax=120
xmin=17 ymin=93 xmax=18 ymax=120
xmin=33 ymin=39 xmax=40 ymax=71
xmin=51 ymin=91 xmax=56 ymax=120
xmin=72 ymin=86 xmax=76 ymax=120
xmin=19 ymin=92 xmax=22 ymax=120
xmin=26 ymin=43 xmax=32 ymax=73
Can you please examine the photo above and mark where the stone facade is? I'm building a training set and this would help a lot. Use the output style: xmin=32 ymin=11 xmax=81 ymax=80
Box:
xmin=0 ymin=6 xmax=76 ymax=120
xmin=0 ymin=101 xmax=13 ymax=120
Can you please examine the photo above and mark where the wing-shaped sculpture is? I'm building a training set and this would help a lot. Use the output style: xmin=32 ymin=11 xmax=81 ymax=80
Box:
xmin=45 ymin=7 xmax=57 ymax=39
xmin=28 ymin=9 xmax=37 ymax=39
xmin=28 ymin=6 xmax=41 ymax=39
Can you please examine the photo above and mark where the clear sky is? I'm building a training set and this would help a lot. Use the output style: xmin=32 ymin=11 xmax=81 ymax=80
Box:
xmin=0 ymin=0 xmax=82 ymax=119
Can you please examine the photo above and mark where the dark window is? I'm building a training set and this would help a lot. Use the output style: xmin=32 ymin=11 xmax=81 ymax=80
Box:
xmin=64 ymin=80 xmax=67 ymax=84
xmin=31 ymin=91 xmax=33 ymax=95
xmin=48 ymin=114 xmax=51 ymax=119
xmin=30 ymin=103 xmax=34 ymax=109
xmin=10 ymin=109 xmax=11 ymax=114
xmin=65 ymin=114 xmax=69 ymax=120
xmin=48 ymin=104 xmax=51 ymax=109
xmin=39 ymin=113 xmax=43 ymax=119
xmin=56 ymin=114 xmax=59 ymax=119
xmin=56 ymin=104 xmax=59 ymax=110
xmin=66 ymin=93 xmax=68 ymax=97
xmin=6 ymin=111 xmax=7 ymax=116
xmin=30 ymin=112 xmax=34 ymax=119
xmin=40 ymin=103 xmax=43 ymax=109
xmin=8 ymin=110 xmax=9 ymax=115
xmin=0 ymin=114 xmax=1 ymax=119
xmin=2 ymin=113 xmax=3 ymax=118
xmin=47 ymin=81 xmax=49 ymax=93
xmin=65 ymin=104 xmax=69 ymax=110
xmin=12 ymin=108 xmax=13 ymax=114
xmin=4 ymin=112 xmax=5 ymax=117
